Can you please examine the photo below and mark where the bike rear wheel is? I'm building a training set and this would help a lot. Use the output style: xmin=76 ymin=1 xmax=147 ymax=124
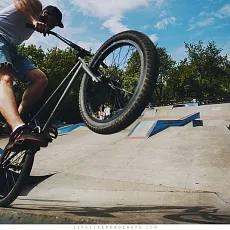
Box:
xmin=0 ymin=146 xmax=34 ymax=207
xmin=79 ymin=30 xmax=158 ymax=134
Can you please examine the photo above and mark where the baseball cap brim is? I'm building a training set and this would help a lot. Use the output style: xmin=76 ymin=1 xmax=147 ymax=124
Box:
xmin=57 ymin=21 xmax=64 ymax=28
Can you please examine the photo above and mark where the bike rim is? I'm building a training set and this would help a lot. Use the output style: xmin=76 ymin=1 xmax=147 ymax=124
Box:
xmin=84 ymin=39 xmax=145 ymax=122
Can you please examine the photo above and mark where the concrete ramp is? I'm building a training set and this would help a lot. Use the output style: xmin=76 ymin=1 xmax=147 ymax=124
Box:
xmin=128 ymin=112 xmax=200 ymax=139
xmin=168 ymin=103 xmax=230 ymax=118
xmin=127 ymin=121 xmax=157 ymax=139
xmin=207 ymin=103 xmax=230 ymax=116
xmin=141 ymin=108 xmax=157 ymax=118
xmin=155 ymin=105 xmax=173 ymax=117
xmin=192 ymin=119 xmax=230 ymax=127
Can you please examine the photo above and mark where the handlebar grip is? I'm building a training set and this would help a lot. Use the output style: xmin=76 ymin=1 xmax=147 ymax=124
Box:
xmin=26 ymin=23 xmax=35 ymax=30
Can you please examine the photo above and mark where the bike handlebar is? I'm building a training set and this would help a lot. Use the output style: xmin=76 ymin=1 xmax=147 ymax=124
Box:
xmin=25 ymin=23 xmax=36 ymax=30
xmin=25 ymin=23 xmax=92 ymax=58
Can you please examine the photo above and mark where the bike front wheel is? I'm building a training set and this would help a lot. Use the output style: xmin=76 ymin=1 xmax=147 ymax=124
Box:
xmin=79 ymin=30 xmax=158 ymax=134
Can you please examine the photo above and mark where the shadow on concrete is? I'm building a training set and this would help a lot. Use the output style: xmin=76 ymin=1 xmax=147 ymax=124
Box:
xmin=9 ymin=204 xmax=230 ymax=224
xmin=0 ymin=169 xmax=55 ymax=197
xmin=20 ymin=174 xmax=56 ymax=196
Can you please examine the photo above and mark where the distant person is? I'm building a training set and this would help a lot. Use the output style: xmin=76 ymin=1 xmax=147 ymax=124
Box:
xmin=98 ymin=106 xmax=104 ymax=120
xmin=104 ymin=104 xmax=111 ymax=119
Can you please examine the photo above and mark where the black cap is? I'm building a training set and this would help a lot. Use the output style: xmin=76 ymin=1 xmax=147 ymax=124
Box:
xmin=43 ymin=5 xmax=64 ymax=28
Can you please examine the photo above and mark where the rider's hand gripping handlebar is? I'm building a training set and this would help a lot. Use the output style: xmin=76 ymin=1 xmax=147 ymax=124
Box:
xmin=26 ymin=23 xmax=92 ymax=58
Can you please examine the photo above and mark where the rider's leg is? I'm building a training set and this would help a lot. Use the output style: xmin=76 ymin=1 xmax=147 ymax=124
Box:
xmin=0 ymin=68 xmax=25 ymax=131
xmin=0 ymin=68 xmax=49 ymax=151
xmin=18 ymin=69 xmax=48 ymax=115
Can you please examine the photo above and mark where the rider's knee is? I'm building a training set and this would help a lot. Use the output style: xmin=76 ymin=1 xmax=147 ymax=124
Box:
xmin=37 ymin=73 xmax=48 ymax=88
xmin=27 ymin=69 xmax=48 ymax=87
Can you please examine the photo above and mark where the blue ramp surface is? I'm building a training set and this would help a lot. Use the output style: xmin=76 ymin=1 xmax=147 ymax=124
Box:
xmin=128 ymin=112 xmax=200 ymax=139
xmin=58 ymin=123 xmax=86 ymax=135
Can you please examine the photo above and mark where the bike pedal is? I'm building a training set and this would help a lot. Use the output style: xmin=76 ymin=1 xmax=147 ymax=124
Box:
xmin=48 ymin=126 xmax=58 ymax=139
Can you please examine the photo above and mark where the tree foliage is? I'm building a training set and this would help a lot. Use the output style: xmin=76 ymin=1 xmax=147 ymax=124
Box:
xmin=5 ymin=39 xmax=229 ymax=125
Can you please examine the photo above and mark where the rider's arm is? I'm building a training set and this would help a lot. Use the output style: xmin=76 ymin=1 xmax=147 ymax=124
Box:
xmin=14 ymin=0 xmax=48 ymax=33
xmin=14 ymin=0 xmax=41 ymax=23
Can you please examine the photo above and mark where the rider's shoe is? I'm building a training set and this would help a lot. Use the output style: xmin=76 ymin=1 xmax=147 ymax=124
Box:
xmin=0 ymin=114 xmax=30 ymax=137
xmin=7 ymin=125 xmax=48 ymax=152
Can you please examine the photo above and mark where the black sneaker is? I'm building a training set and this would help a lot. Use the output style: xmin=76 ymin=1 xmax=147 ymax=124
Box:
xmin=7 ymin=125 xmax=48 ymax=152
xmin=0 ymin=113 xmax=31 ymax=137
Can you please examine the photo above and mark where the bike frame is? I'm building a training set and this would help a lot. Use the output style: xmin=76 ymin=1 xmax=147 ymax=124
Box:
xmin=29 ymin=31 xmax=101 ymax=132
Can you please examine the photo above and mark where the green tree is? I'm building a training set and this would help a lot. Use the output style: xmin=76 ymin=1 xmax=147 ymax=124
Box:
xmin=14 ymin=44 xmax=45 ymax=102
xmin=123 ymin=51 xmax=141 ymax=94
xmin=121 ymin=47 xmax=176 ymax=105
xmin=154 ymin=47 xmax=176 ymax=104
xmin=183 ymin=40 xmax=230 ymax=99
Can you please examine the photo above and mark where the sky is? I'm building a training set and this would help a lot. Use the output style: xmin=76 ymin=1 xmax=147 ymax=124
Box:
xmin=1 ymin=0 xmax=230 ymax=62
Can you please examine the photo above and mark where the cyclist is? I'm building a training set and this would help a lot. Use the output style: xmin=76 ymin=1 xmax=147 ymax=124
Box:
xmin=0 ymin=0 xmax=64 ymax=151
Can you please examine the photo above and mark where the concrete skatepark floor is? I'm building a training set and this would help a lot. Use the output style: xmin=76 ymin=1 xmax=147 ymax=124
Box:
xmin=0 ymin=104 xmax=230 ymax=224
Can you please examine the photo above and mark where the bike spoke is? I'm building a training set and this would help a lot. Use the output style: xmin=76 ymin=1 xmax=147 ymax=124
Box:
xmin=5 ymin=171 xmax=10 ymax=196
xmin=87 ymin=87 xmax=110 ymax=103
xmin=11 ymin=170 xmax=16 ymax=186
xmin=113 ymin=90 xmax=125 ymax=109
xmin=0 ymin=150 xmax=27 ymax=200
xmin=115 ymin=47 xmax=122 ymax=69
xmin=112 ymin=85 xmax=133 ymax=96
xmin=116 ymin=46 xmax=134 ymax=69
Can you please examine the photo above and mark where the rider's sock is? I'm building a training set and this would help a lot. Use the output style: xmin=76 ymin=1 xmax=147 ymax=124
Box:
xmin=12 ymin=124 xmax=26 ymax=133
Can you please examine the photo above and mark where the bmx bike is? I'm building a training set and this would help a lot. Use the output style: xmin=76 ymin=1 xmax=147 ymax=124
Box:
xmin=0 ymin=24 xmax=159 ymax=207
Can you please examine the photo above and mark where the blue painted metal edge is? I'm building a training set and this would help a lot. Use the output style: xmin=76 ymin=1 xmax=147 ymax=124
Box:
xmin=149 ymin=112 xmax=200 ymax=137
xmin=128 ymin=112 xmax=200 ymax=139
xmin=192 ymin=119 xmax=204 ymax=127
xmin=146 ymin=121 xmax=158 ymax=137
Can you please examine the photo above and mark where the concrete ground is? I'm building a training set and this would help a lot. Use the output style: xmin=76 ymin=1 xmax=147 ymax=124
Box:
xmin=0 ymin=114 xmax=230 ymax=224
